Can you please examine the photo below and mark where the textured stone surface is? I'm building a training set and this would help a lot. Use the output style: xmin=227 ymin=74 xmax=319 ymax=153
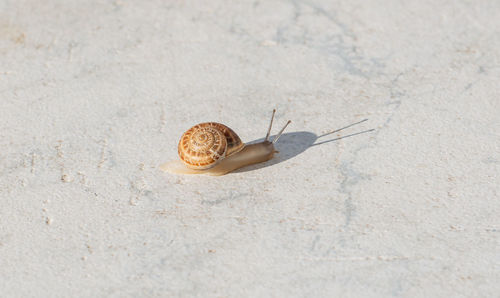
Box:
xmin=1 ymin=0 xmax=499 ymax=297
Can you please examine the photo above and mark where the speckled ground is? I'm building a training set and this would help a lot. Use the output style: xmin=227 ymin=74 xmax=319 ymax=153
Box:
xmin=1 ymin=0 xmax=499 ymax=297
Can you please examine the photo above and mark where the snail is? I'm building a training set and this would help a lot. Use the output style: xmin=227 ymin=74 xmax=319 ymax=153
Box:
xmin=160 ymin=109 xmax=291 ymax=176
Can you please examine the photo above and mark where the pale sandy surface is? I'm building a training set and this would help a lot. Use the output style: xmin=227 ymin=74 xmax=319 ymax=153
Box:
xmin=1 ymin=0 xmax=499 ymax=297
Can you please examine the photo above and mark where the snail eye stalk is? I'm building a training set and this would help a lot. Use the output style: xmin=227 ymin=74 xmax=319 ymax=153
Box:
xmin=265 ymin=109 xmax=276 ymax=141
xmin=272 ymin=120 xmax=291 ymax=144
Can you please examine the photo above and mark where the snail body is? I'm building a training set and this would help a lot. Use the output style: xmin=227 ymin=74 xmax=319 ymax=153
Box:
xmin=160 ymin=110 xmax=290 ymax=176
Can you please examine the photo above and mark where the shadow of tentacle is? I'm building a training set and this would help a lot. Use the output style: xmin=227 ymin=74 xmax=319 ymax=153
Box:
xmin=233 ymin=119 xmax=374 ymax=174
xmin=312 ymin=129 xmax=375 ymax=146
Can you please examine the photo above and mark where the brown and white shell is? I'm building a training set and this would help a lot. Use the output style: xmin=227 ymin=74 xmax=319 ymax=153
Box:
xmin=178 ymin=122 xmax=245 ymax=170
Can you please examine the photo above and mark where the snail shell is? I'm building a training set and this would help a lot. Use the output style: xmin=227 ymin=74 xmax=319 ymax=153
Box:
xmin=178 ymin=122 xmax=245 ymax=170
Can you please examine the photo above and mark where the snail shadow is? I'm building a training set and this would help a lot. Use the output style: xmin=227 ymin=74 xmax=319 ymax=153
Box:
xmin=234 ymin=121 xmax=375 ymax=174
xmin=233 ymin=131 xmax=316 ymax=174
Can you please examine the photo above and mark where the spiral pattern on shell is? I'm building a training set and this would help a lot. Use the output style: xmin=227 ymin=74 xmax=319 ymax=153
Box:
xmin=178 ymin=122 xmax=244 ymax=170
